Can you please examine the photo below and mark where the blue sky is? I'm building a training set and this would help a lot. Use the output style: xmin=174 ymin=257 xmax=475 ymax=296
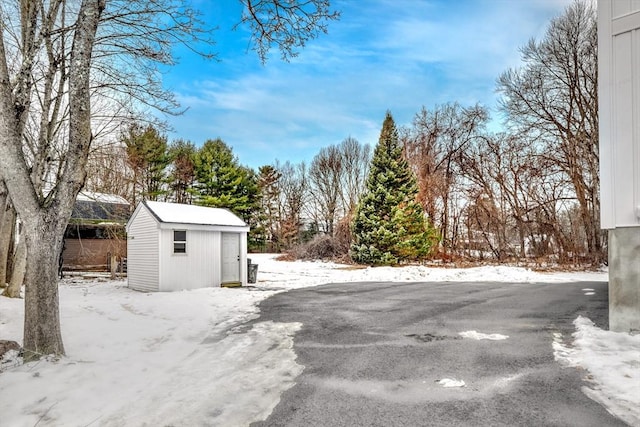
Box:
xmin=163 ymin=0 xmax=572 ymax=170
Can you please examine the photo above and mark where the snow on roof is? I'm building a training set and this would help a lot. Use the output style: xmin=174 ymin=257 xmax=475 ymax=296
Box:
xmin=144 ymin=201 xmax=247 ymax=227
xmin=77 ymin=191 xmax=129 ymax=205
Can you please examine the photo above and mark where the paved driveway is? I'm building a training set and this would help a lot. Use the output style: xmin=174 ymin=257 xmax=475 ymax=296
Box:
xmin=251 ymin=280 xmax=626 ymax=427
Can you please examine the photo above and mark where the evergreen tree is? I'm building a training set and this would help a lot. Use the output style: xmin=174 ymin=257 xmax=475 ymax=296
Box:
xmin=351 ymin=112 xmax=437 ymax=265
xmin=192 ymin=139 xmax=259 ymax=224
xmin=122 ymin=124 xmax=170 ymax=204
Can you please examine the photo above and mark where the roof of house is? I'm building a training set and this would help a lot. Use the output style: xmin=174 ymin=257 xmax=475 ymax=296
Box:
xmin=71 ymin=192 xmax=130 ymax=222
xmin=144 ymin=201 xmax=247 ymax=227
xmin=77 ymin=191 xmax=129 ymax=205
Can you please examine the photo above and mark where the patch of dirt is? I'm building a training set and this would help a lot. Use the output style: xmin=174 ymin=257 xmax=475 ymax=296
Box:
xmin=336 ymin=265 xmax=368 ymax=271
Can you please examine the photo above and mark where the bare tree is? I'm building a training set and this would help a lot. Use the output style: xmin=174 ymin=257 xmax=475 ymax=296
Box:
xmin=308 ymin=145 xmax=343 ymax=235
xmin=257 ymin=165 xmax=282 ymax=251
xmin=460 ymin=134 xmax=534 ymax=260
xmin=0 ymin=0 xmax=339 ymax=358
xmin=457 ymin=129 xmax=587 ymax=263
xmin=497 ymin=0 xmax=601 ymax=262
xmin=304 ymin=137 xmax=370 ymax=251
xmin=403 ymin=103 xmax=488 ymax=255
xmin=275 ymin=161 xmax=308 ymax=249
xmin=4 ymin=224 xmax=26 ymax=298
xmin=238 ymin=0 xmax=339 ymax=62
xmin=0 ymin=0 xmax=106 ymax=358
xmin=167 ymin=139 xmax=196 ymax=204
xmin=338 ymin=136 xmax=370 ymax=216
xmin=85 ymin=142 xmax=134 ymax=203
xmin=0 ymin=181 xmax=17 ymax=290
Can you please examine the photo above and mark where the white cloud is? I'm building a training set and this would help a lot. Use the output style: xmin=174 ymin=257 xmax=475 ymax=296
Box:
xmin=165 ymin=0 xmax=574 ymax=168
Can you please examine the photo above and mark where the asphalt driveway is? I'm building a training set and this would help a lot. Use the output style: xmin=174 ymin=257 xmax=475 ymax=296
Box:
xmin=251 ymin=280 xmax=626 ymax=427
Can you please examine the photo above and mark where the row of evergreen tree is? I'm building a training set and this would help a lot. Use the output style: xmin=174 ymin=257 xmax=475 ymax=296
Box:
xmin=116 ymin=112 xmax=435 ymax=265
xmin=122 ymin=125 xmax=259 ymax=224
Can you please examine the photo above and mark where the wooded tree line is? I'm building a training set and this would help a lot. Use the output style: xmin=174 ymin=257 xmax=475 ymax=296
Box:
xmin=307 ymin=1 xmax=602 ymax=265
xmin=83 ymin=126 xmax=372 ymax=253
xmin=6 ymin=0 xmax=600 ymax=268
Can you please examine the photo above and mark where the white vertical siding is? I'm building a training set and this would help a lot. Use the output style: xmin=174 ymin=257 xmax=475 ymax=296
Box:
xmin=240 ymin=232 xmax=248 ymax=286
xmin=127 ymin=205 xmax=159 ymax=291
xmin=213 ymin=231 xmax=222 ymax=287
xmin=612 ymin=0 xmax=640 ymax=17
xmin=159 ymin=229 xmax=223 ymax=291
xmin=599 ymin=1 xmax=640 ymax=228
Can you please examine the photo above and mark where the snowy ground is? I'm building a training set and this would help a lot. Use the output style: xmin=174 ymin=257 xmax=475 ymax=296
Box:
xmin=0 ymin=254 xmax=638 ymax=426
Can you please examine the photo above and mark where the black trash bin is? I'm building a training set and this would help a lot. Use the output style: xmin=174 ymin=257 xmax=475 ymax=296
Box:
xmin=247 ymin=258 xmax=258 ymax=284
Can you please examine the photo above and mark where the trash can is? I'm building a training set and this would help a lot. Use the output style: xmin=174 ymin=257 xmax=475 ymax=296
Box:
xmin=247 ymin=258 xmax=258 ymax=284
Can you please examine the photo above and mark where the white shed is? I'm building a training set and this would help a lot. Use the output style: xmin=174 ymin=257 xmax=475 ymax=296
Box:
xmin=125 ymin=201 xmax=249 ymax=291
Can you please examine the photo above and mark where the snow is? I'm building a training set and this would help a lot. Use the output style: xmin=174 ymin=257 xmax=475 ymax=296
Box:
xmin=0 ymin=254 xmax=636 ymax=426
xmin=553 ymin=316 xmax=640 ymax=426
xmin=77 ymin=191 xmax=129 ymax=205
xmin=459 ymin=331 xmax=509 ymax=340
xmin=143 ymin=201 xmax=247 ymax=227
xmin=437 ymin=378 xmax=467 ymax=388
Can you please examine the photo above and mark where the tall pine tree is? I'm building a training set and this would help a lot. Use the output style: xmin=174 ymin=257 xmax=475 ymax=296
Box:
xmin=122 ymin=124 xmax=170 ymax=204
xmin=351 ymin=112 xmax=437 ymax=265
xmin=191 ymin=138 xmax=259 ymax=224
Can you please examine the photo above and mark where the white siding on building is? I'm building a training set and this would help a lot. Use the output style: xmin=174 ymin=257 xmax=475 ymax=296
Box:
xmin=599 ymin=0 xmax=640 ymax=228
xmin=126 ymin=204 xmax=159 ymax=291
xmin=159 ymin=229 xmax=222 ymax=291
xmin=612 ymin=0 xmax=640 ymax=17
xmin=239 ymin=232 xmax=248 ymax=286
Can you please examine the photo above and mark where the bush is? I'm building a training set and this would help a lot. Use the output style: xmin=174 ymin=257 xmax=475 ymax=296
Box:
xmin=289 ymin=234 xmax=344 ymax=261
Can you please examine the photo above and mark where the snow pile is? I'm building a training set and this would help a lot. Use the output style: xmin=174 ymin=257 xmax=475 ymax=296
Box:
xmin=0 ymin=254 xmax=633 ymax=427
xmin=553 ymin=316 xmax=640 ymax=426
xmin=254 ymin=254 xmax=607 ymax=289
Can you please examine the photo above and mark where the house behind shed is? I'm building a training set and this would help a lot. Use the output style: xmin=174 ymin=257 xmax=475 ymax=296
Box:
xmin=63 ymin=191 xmax=130 ymax=271
xmin=126 ymin=201 xmax=249 ymax=291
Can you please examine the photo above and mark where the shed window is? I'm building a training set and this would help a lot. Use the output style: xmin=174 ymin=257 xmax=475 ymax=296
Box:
xmin=173 ymin=230 xmax=186 ymax=253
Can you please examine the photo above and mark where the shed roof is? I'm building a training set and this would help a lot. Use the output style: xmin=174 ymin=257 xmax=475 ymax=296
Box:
xmin=144 ymin=201 xmax=247 ymax=227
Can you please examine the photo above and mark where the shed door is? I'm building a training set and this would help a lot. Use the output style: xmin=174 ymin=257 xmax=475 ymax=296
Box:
xmin=221 ymin=232 xmax=241 ymax=285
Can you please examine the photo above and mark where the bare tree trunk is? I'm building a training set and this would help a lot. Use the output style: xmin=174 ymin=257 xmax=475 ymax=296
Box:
xmin=3 ymin=226 xmax=25 ymax=298
xmin=110 ymin=253 xmax=117 ymax=279
xmin=22 ymin=0 xmax=105 ymax=359
xmin=4 ymin=211 xmax=16 ymax=286
xmin=0 ymin=185 xmax=14 ymax=287
xmin=0 ymin=0 xmax=105 ymax=359
xmin=496 ymin=2 xmax=600 ymax=264
xmin=22 ymin=217 xmax=65 ymax=358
